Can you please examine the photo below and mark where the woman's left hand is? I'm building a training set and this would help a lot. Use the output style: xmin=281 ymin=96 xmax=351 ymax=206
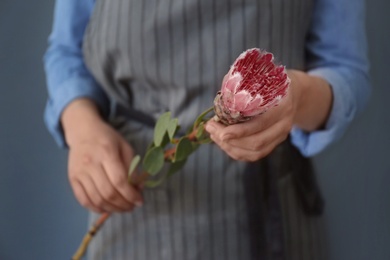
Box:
xmin=205 ymin=71 xmax=300 ymax=162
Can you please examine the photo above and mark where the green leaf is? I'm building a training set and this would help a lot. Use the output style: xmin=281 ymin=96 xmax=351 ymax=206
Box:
xmin=142 ymin=146 xmax=165 ymax=175
xmin=167 ymin=159 xmax=187 ymax=177
xmin=147 ymin=141 xmax=155 ymax=150
xmin=193 ymin=106 xmax=214 ymax=129
xmin=128 ymin=155 xmax=141 ymax=182
xmin=144 ymin=159 xmax=187 ymax=188
xmin=191 ymin=142 xmax=200 ymax=151
xmin=174 ymin=137 xmax=193 ymax=162
xmin=154 ymin=112 xmax=171 ymax=147
xmin=197 ymin=137 xmax=213 ymax=144
xmin=160 ymin=133 xmax=170 ymax=148
xmin=167 ymin=118 xmax=179 ymax=140
xmin=144 ymin=178 xmax=165 ymax=188
xmin=195 ymin=122 xmax=205 ymax=140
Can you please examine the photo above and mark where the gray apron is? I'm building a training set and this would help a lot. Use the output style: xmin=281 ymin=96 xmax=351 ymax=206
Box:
xmin=83 ymin=0 xmax=326 ymax=259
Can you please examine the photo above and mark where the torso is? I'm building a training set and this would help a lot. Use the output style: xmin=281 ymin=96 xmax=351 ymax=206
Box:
xmin=82 ymin=1 xmax=325 ymax=259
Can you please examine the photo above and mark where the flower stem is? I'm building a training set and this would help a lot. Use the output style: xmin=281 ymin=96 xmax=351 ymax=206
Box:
xmin=72 ymin=169 xmax=153 ymax=259
xmin=164 ymin=147 xmax=176 ymax=159
xmin=71 ymin=213 xmax=110 ymax=260
xmin=187 ymin=128 xmax=198 ymax=141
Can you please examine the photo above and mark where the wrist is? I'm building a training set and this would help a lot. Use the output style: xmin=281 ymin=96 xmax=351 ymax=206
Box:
xmin=287 ymin=70 xmax=307 ymax=121
xmin=61 ymin=98 xmax=105 ymax=147
xmin=287 ymin=69 xmax=333 ymax=131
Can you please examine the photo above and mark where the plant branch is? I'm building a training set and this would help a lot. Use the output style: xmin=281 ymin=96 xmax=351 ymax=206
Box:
xmin=72 ymin=141 xmax=182 ymax=259
xmin=71 ymin=109 xmax=214 ymax=259
xmin=71 ymin=213 xmax=110 ymax=260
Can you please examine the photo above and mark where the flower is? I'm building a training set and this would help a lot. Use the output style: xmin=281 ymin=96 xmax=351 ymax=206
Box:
xmin=214 ymin=48 xmax=290 ymax=125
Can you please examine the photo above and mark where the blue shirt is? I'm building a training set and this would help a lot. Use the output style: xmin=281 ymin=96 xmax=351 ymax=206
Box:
xmin=44 ymin=0 xmax=371 ymax=157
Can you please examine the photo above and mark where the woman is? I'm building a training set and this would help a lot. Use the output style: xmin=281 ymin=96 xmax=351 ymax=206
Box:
xmin=44 ymin=0 xmax=370 ymax=259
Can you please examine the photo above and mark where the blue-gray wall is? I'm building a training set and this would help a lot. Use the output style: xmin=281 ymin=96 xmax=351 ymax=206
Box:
xmin=0 ymin=1 xmax=87 ymax=259
xmin=0 ymin=0 xmax=388 ymax=259
xmin=314 ymin=1 xmax=390 ymax=259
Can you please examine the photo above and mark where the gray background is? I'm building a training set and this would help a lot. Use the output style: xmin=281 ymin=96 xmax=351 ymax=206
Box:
xmin=0 ymin=0 xmax=388 ymax=259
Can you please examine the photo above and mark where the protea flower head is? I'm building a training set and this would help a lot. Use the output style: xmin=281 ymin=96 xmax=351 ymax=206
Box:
xmin=214 ymin=48 xmax=290 ymax=125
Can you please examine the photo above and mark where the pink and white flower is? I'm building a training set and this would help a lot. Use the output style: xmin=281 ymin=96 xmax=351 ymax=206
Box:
xmin=214 ymin=48 xmax=290 ymax=125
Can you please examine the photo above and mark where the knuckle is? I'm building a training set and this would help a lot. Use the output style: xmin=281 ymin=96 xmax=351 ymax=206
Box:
xmin=253 ymin=152 xmax=265 ymax=161
xmin=263 ymin=145 xmax=276 ymax=158
xmin=122 ymin=143 xmax=134 ymax=156
xmin=99 ymin=138 xmax=114 ymax=148
xmin=94 ymin=197 xmax=105 ymax=208
xmin=100 ymin=142 xmax=116 ymax=156
xmin=103 ymin=188 xmax=117 ymax=201
xmin=92 ymin=208 xmax=104 ymax=214
xmin=280 ymin=123 xmax=291 ymax=137
xmin=128 ymin=186 xmax=140 ymax=199
xmin=280 ymin=133 xmax=288 ymax=142
xmin=248 ymin=154 xmax=260 ymax=162
xmin=253 ymin=139 xmax=265 ymax=151
xmin=68 ymin=173 xmax=79 ymax=183
xmin=284 ymin=118 xmax=294 ymax=130
xmin=127 ymin=193 xmax=138 ymax=203
xmin=79 ymin=198 xmax=90 ymax=208
xmin=284 ymin=103 xmax=292 ymax=113
xmin=127 ymin=205 xmax=136 ymax=212
xmin=106 ymin=154 xmax=122 ymax=165
xmin=232 ymin=152 xmax=245 ymax=162
xmin=112 ymin=174 xmax=126 ymax=188
xmin=230 ymin=154 xmax=240 ymax=161
xmin=102 ymin=148 xmax=114 ymax=159
xmin=81 ymin=153 xmax=93 ymax=166
xmin=222 ymin=143 xmax=232 ymax=153
xmin=231 ymin=127 xmax=244 ymax=138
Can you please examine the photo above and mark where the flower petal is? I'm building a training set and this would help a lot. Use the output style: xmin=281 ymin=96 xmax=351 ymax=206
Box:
xmin=223 ymin=73 xmax=242 ymax=93
xmin=241 ymin=94 xmax=264 ymax=117
xmin=215 ymin=48 xmax=290 ymax=125
xmin=232 ymin=90 xmax=252 ymax=111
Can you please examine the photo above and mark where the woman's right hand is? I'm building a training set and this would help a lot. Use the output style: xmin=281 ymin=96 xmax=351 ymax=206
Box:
xmin=61 ymin=99 xmax=143 ymax=213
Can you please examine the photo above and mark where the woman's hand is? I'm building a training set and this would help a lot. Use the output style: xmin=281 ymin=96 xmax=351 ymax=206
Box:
xmin=205 ymin=70 xmax=332 ymax=162
xmin=62 ymin=99 xmax=143 ymax=213
xmin=205 ymin=85 xmax=296 ymax=162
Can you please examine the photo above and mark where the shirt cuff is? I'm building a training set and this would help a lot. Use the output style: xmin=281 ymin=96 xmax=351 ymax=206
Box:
xmin=44 ymin=77 xmax=109 ymax=148
xmin=290 ymin=67 xmax=356 ymax=157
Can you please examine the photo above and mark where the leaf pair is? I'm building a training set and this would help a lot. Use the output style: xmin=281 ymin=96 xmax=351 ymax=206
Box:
xmin=128 ymin=108 xmax=214 ymax=188
xmin=154 ymin=112 xmax=179 ymax=147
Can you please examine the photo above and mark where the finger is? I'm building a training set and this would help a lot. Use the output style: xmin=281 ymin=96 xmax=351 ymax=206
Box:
xmin=217 ymin=93 xmax=295 ymax=140
xmin=205 ymin=120 xmax=227 ymax=138
xmin=210 ymin=133 xmax=259 ymax=161
xmin=78 ymin=174 xmax=122 ymax=212
xmin=205 ymin=113 xmax=275 ymax=141
xmin=120 ymin=139 xmax=134 ymax=171
xmin=90 ymin=164 xmax=135 ymax=211
xmin=102 ymin=151 xmax=143 ymax=206
xmin=210 ymin=130 xmax=286 ymax=162
xmin=225 ymin=119 xmax=291 ymax=152
xmin=71 ymin=180 xmax=103 ymax=213
xmin=119 ymin=139 xmax=144 ymax=189
xmin=222 ymin=109 xmax=284 ymax=139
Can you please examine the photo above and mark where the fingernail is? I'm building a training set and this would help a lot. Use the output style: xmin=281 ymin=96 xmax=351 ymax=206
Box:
xmin=135 ymin=201 xmax=143 ymax=207
xmin=205 ymin=123 xmax=215 ymax=133
xmin=221 ymin=134 xmax=234 ymax=141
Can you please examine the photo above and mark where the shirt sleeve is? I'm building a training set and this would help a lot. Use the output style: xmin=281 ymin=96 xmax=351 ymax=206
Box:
xmin=43 ymin=0 xmax=108 ymax=148
xmin=290 ymin=0 xmax=371 ymax=157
